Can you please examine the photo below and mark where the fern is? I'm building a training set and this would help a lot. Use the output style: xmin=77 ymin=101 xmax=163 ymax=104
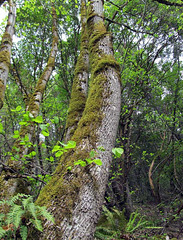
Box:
xmin=0 ymin=227 xmax=6 ymax=239
xmin=27 ymin=201 xmax=37 ymax=219
xmin=95 ymin=206 xmax=127 ymax=240
xmin=20 ymin=225 xmax=28 ymax=240
xmin=7 ymin=204 xmax=24 ymax=228
xmin=22 ymin=195 xmax=32 ymax=209
xmin=36 ymin=205 xmax=55 ymax=223
xmin=0 ymin=193 xmax=54 ymax=240
xmin=95 ymin=207 xmax=149 ymax=240
xmin=126 ymin=210 xmax=148 ymax=233
xmin=30 ymin=218 xmax=43 ymax=232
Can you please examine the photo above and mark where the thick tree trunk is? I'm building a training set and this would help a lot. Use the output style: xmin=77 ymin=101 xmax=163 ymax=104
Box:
xmin=0 ymin=6 xmax=58 ymax=198
xmin=36 ymin=0 xmax=121 ymax=239
xmin=0 ymin=0 xmax=16 ymax=109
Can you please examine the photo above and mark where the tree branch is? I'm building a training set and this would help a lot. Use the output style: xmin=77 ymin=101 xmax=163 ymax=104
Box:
xmin=153 ymin=0 xmax=183 ymax=6
xmin=105 ymin=17 xmax=154 ymax=36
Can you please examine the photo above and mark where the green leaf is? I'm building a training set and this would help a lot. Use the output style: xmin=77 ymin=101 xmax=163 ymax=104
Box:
xmin=67 ymin=166 xmax=72 ymax=171
xmin=41 ymin=130 xmax=49 ymax=137
xmin=112 ymin=148 xmax=124 ymax=158
xmin=0 ymin=123 xmax=3 ymax=133
xmin=49 ymin=156 xmax=54 ymax=162
xmin=89 ymin=150 xmax=96 ymax=158
xmin=86 ymin=158 xmax=93 ymax=164
xmin=97 ymin=146 xmax=105 ymax=151
xmin=54 ymin=116 xmax=59 ymax=124
xmin=93 ymin=159 xmax=102 ymax=166
xmin=19 ymin=121 xmax=28 ymax=125
xmin=55 ymin=151 xmax=63 ymax=157
xmin=13 ymin=134 xmax=20 ymax=139
xmin=20 ymin=225 xmax=28 ymax=240
xmin=39 ymin=124 xmax=48 ymax=130
xmin=74 ymin=160 xmax=86 ymax=167
xmin=16 ymin=106 xmax=22 ymax=111
xmin=64 ymin=140 xmax=76 ymax=149
xmin=52 ymin=145 xmax=61 ymax=152
xmin=33 ymin=116 xmax=43 ymax=123
xmin=41 ymin=143 xmax=46 ymax=148
xmin=29 ymin=151 xmax=36 ymax=157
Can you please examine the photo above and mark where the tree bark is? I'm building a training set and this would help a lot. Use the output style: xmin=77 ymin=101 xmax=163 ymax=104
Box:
xmin=35 ymin=0 xmax=121 ymax=239
xmin=64 ymin=0 xmax=89 ymax=142
xmin=0 ymin=0 xmax=16 ymax=109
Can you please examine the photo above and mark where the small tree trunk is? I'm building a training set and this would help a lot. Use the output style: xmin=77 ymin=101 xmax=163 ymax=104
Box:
xmin=0 ymin=0 xmax=16 ymax=109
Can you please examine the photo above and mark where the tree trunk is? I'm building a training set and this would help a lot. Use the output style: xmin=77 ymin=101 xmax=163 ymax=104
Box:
xmin=64 ymin=0 xmax=89 ymax=142
xmin=0 ymin=0 xmax=16 ymax=109
xmin=35 ymin=0 xmax=121 ymax=239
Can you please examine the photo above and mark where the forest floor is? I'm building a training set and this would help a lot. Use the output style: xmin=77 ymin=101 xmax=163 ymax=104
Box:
xmin=129 ymin=203 xmax=183 ymax=240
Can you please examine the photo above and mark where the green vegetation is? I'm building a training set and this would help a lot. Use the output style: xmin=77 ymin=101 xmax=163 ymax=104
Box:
xmin=0 ymin=0 xmax=183 ymax=239
xmin=0 ymin=193 xmax=54 ymax=239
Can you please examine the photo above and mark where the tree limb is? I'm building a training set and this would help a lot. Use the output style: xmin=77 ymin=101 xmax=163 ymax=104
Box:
xmin=153 ymin=0 xmax=183 ymax=6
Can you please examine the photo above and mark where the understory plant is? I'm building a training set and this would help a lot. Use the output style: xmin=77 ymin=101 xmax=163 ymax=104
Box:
xmin=95 ymin=207 xmax=148 ymax=240
xmin=0 ymin=193 xmax=54 ymax=240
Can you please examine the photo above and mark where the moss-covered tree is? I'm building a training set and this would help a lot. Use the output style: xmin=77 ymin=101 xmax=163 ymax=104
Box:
xmin=35 ymin=0 xmax=121 ymax=239
xmin=0 ymin=0 xmax=16 ymax=109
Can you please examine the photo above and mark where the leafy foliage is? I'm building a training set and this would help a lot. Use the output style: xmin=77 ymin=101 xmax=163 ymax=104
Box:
xmin=95 ymin=207 xmax=149 ymax=240
xmin=0 ymin=193 xmax=54 ymax=239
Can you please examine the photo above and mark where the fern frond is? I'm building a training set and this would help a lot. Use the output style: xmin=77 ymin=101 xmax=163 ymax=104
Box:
xmin=95 ymin=226 xmax=115 ymax=239
xmin=27 ymin=202 xmax=37 ymax=219
xmin=30 ymin=218 xmax=43 ymax=232
xmin=22 ymin=195 xmax=33 ymax=210
xmin=20 ymin=225 xmax=28 ymax=240
xmin=0 ymin=226 xmax=6 ymax=238
xmin=0 ymin=213 xmax=5 ymax=222
xmin=9 ymin=193 xmax=27 ymax=205
xmin=7 ymin=204 xmax=24 ymax=228
xmin=36 ymin=206 xmax=55 ymax=223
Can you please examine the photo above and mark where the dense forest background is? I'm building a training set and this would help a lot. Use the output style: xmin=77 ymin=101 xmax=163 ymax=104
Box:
xmin=0 ymin=0 xmax=183 ymax=239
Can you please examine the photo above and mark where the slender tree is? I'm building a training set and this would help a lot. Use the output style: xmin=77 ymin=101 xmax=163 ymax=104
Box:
xmin=0 ymin=0 xmax=16 ymax=109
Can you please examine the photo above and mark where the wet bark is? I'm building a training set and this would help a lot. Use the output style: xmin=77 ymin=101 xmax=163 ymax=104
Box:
xmin=35 ymin=0 xmax=121 ymax=239
xmin=0 ymin=0 xmax=16 ymax=109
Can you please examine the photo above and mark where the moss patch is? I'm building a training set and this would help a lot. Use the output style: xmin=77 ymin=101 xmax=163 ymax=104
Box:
xmin=0 ymin=50 xmax=10 ymax=65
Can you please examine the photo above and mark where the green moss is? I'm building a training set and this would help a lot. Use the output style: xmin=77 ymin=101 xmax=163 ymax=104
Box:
xmin=47 ymin=57 xmax=55 ymax=68
xmin=64 ymin=20 xmax=89 ymax=137
xmin=1 ymin=32 xmax=12 ymax=46
xmin=0 ymin=50 xmax=10 ymax=65
xmin=93 ymin=55 xmax=120 ymax=78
